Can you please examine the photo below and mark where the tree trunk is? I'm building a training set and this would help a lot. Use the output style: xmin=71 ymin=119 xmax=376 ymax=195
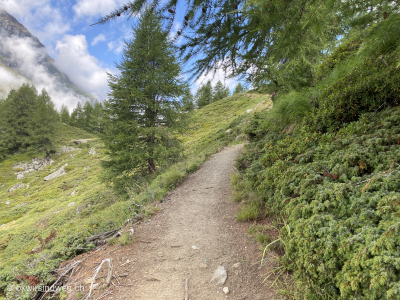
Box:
xmin=148 ymin=157 xmax=155 ymax=173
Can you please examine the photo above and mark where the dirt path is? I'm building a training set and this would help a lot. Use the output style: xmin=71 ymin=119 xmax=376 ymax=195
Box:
xmin=65 ymin=144 xmax=279 ymax=300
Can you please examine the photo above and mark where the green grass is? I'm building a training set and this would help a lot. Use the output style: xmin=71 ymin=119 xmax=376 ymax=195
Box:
xmin=0 ymin=93 xmax=270 ymax=299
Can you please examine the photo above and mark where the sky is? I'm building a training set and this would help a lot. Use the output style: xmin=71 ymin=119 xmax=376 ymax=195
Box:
xmin=0 ymin=0 xmax=238 ymax=110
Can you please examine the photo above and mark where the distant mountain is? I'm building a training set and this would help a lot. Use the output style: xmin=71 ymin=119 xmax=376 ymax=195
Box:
xmin=0 ymin=9 xmax=94 ymax=104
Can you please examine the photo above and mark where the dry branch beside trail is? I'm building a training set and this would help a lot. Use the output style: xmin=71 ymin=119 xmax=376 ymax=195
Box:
xmin=87 ymin=258 xmax=113 ymax=299
xmin=86 ymin=228 xmax=122 ymax=246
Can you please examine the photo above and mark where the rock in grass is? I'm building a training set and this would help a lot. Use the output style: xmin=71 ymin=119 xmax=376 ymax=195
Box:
xmin=235 ymin=134 xmax=247 ymax=141
xmin=87 ymin=148 xmax=99 ymax=156
xmin=8 ymin=183 xmax=25 ymax=192
xmin=14 ymin=158 xmax=54 ymax=179
xmin=210 ymin=266 xmax=227 ymax=285
xmin=44 ymin=164 xmax=68 ymax=181
xmin=59 ymin=146 xmax=77 ymax=154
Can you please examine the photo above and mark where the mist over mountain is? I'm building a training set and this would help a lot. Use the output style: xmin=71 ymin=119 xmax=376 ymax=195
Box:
xmin=0 ymin=9 xmax=95 ymax=110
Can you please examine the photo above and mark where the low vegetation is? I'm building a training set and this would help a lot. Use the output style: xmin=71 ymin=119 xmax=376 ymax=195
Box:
xmin=0 ymin=92 xmax=268 ymax=299
xmin=233 ymin=38 xmax=400 ymax=299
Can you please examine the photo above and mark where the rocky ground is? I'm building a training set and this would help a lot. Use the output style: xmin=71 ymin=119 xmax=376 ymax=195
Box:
xmin=60 ymin=144 xmax=281 ymax=300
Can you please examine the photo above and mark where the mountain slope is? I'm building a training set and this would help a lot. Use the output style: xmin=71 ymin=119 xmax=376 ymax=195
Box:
xmin=0 ymin=9 xmax=94 ymax=102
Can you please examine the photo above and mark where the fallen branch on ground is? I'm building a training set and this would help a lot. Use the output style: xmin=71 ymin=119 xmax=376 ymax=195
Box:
xmin=185 ymin=278 xmax=189 ymax=300
xmin=87 ymin=258 xmax=113 ymax=299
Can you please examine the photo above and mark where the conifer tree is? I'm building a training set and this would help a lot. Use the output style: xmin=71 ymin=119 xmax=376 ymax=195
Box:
xmin=0 ymin=85 xmax=59 ymax=154
xmin=33 ymin=89 xmax=59 ymax=154
xmin=195 ymin=81 xmax=213 ymax=108
xmin=60 ymin=104 xmax=70 ymax=124
xmin=96 ymin=0 xmax=400 ymax=86
xmin=181 ymin=86 xmax=194 ymax=111
xmin=70 ymin=102 xmax=84 ymax=128
xmin=212 ymin=81 xmax=230 ymax=102
xmin=83 ymin=101 xmax=94 ymax=132
xmin=92 ymin=101 xmax=106 ymax=134
xmin=233 ymin=83 xmax=245 ymax=94
xmin=0 ymin=84 xmax=37 ymax=150
xmin=102 ymin=9 xmax=184 ymax=185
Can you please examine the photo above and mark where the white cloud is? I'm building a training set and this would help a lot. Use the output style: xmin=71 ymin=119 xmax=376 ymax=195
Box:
xmin=0 ymin=33 xmax=91 ymax=110
xmin=91 ymin=33 xmax=106 ymax=46
xmin=195 ymin=64 xmax=237 ymax=94
xmin=106 ymin=23 xmax=132 ymax=54
xmin=54 ymin=34 xmax=115 ymax=102
xmin=0 ymin=1 xmax=70 ymax=47
xmin=107 ymin=39 xmax=124 ymax=54
xmin=0 ymin=0 xmax=48 ymax=16
xmin=0 ymin=65 xmax=27 ymax=98
xmin=73 ymin=0 xmax=128 ymax=19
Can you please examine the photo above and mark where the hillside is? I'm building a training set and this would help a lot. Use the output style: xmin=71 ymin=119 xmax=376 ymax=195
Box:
xmin=0 ymin=93 xmax=270 ymax=299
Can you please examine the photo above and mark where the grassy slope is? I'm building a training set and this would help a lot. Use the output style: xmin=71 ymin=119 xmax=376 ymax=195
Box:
xmin=0 ymin=92 xmax=270 ymax=298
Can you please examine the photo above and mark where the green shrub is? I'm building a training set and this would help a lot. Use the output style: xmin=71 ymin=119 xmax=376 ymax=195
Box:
xmin=239 ymin=106 xmax=400 ymax=299
xmin=305 ymin=51 xmax=400 ymax=132
xmin=108 ymin=238 xmax=117 ymax=245
xmin=161 ymin=169 xmax=184 ymax=190
xmin=64 ymin=165 xmax=74 ymax=172
xmin=118 ymin=233 xmax=133 ymax=246
xmin=256 ymin=233 xmax=271 ymax=246
xmin=186 ymin=161 xmax=200 ymax=173
xmin=269 ymin=91 xmax=311 ymax=127
xmin=236 ymin=201 xmax=261 ymax=221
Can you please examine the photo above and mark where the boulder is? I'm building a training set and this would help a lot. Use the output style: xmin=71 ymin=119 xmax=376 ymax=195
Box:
xmin=73 ymin=139 xmax=88 ymax=145
xmin=43 ymin=164 xmax=68 ymax=181
xmin=210 ymin=266 xmax=227 ymax=285
xmin=87 ymin=148 xmax=99 ymax=156
xmin=59 ymin=146 xmax=77 ymax=153
xmin=8 ymin=183 xmax=25 ymax=192
xmin=13 ymin=158 xmax=54 ymax=179
xmin=235 ymin=134 xmax=247 ymax=141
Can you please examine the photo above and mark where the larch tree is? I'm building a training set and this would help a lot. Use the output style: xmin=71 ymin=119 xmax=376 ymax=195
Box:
xmin=102 ymin=8 xmax=185 ymax=186
xmin=95 ymin=0 xmax=400 ymax=90
xmin=0 ymin=84 xmax=38 ymax=150
xmin=0 ymin=84 xmax=59 ymax=154
xmin=70 ymin=102 xmax=84 ymax=128
xmin=233 ymin=83 xmax=245 ymax=94
xmin=82 ymin=101 xmax=95 ymax=132
xmin=212 ymin=81 xmax=230 ymax=102
xmin=181 ymin=86 xmax=195 ymax=112
xmin=60 ymin=104 xmax=70 ymax=124
xmin=195 ymin=81 xmax=213 ymax=108
xmin=33 ymin=88 xmax=60 ymax=154
xmin=92 ymin=101 xmax=106 ymax=134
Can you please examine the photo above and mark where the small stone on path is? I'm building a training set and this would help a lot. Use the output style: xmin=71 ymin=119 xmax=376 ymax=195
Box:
xmin=223 ymin=287 xmax=229 ymax=294
xmin=210 ymin=266 xmax=227 ymax=285
xmin=232 ymin=262 xmax=241 ymax=269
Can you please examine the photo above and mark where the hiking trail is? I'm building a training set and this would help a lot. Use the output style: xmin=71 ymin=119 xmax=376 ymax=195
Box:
xmin=63 ymin=144 xmax=279 ymax=300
